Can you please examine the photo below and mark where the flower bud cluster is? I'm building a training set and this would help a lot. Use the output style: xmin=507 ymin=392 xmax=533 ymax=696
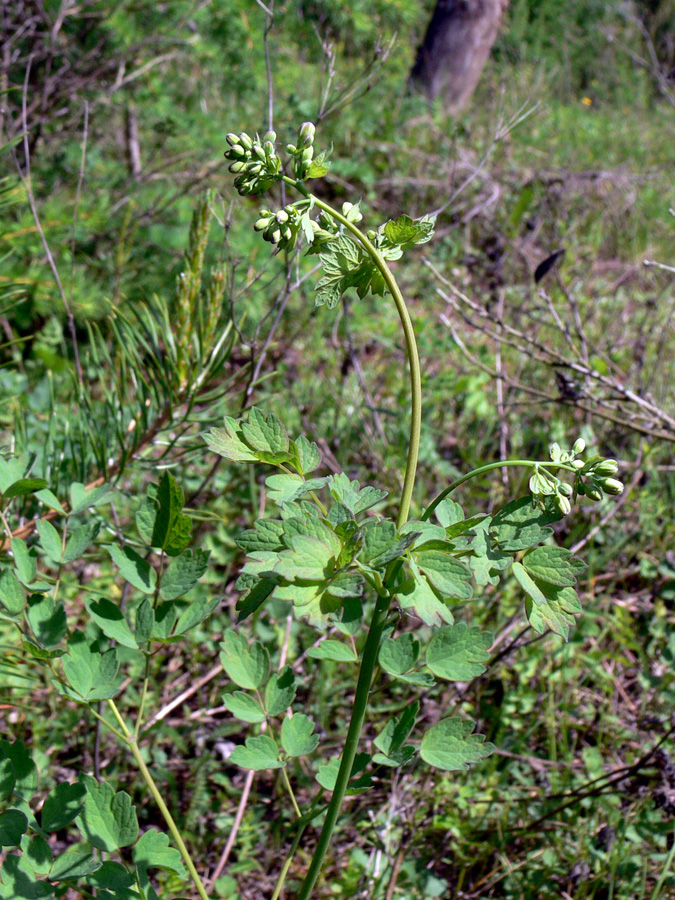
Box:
xmin=253 ymin=204 xmax=302 ymax=252
xmin=574 ymin=456 xmax=623 ymax=501
xmin=286 ymin=122 xmax=316 ymax=180
xmin=224 ymin=130 xmax=281 ymax=196
xmin=529 ymin=438 xmax=624 ymax=515
xmin=529 ymin=465 xmax=573 ymax=515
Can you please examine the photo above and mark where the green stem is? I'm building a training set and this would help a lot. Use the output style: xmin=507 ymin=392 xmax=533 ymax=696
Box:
xmin=283 ymin=178 xmax=422 ymax=529
xmin=106 ymin=700 xmax=210 ymax=900
xmin=271 ymin=801 xmax=323 ymax=900
xmin=281 ymin=766 xmax=302 ymax=819
xmin=134 ymin=651 xmax=152 ymax=740
xmin=282 ymin=179 xmax=424 ymax=898
xmin=421 ymin=460 xmax=577 ymax=522
xmin=296 ymin=593 xmax=392 ymax=900
xmin=86 ymin=703 xmax=127 ymax=743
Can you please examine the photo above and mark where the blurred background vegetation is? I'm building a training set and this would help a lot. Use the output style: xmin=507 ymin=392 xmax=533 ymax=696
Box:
xmin=4 ymin=1 xmax=675 ymax=897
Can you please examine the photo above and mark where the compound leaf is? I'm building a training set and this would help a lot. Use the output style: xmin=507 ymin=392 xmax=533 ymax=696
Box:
xmin=426 ymin=623 xmax=493 ymax=681
xmin=133 ymin=828 xmax=187 ymax=879
xmin=26 ymin=595 xmax=67 ymax=649
xmin=264 ymin=667 xmax=296 ymax=716
xmin=160 ymin=549 xmax=210 ymax=601
xmin=223 ymin=692 xmax=266 ymax=724
xmin=0 ymin=741 xmax=38 ymax=802
xmin=0 ymin=759 xmax=15 ymax=802
xmin=36 ymin=520 xmax=62 ymax=565
xmin=41 ymin=782 xmax=86 ymax=832
xmin=281 ymin=714 xmax=319 ymax=757
xmin=69 ymin=483 xmax=113 ymax=515
xmin=420 ymin=718 xmax=494 ymax=771
xmin=0 ymin=809 xmax=28 ymax=846
xmin=62 ymin=522 xmax=100 ymax=563
xmin=219 ymin=630 xmax=269 ymax=690
xmin=109 ymin=544 xmax=156 ymax=595
xmin=0 ymin=568 xmax=25 ymax=615
xmin=87 ymin=599 xmax=138 ymax=649
xmin=522 ymin=546 xmax=586 ymax=587
xmin=307 ymin=640 xmax=356 ymax=662
xmin=229 ymin=735 xmax=283 ymax=771
xmin=0 ymin=853 xmax=53 ymax=899
xmin=490 ymin=496 xmax=560 ymax=552
xmin=76 ymin=775 xmax=138 ymax=852
xmin=414 ymin=547 xmax=473 ymax=600
xmin=49 ymin=848 xmax=101 ymax=882
xmin=3 ymin=478 xmax=48 ymax=501
xmin=398 ymin=560 xmax=454 ymax=627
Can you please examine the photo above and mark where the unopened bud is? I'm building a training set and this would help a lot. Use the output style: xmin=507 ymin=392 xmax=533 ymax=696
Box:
xmin=301 ymin=147 xmax=314 ymax=163
xmin=572 ymin=438 xmax=586 ymax=455
xmin=239 ymin=132 xmax=253 ymax=150
xmin=572 ymin=459 xmax=585 ymax=470
xmin=557 ymin=494 xmax=572 ymax=516
xmin=275 ymin=210 xmax=289 ymax=224
xmin=558 ymin=482 xmax=573 ymax=497
xmin=595 ymin=459 xmax=619 ymax=476
xmin=286 ymin=143 xmax=297 ymax=154
xmin=263 ymin=130 xmax=276 ymax=143
xmin=600 ymin=478 xmax=624 ymax=495
xmin=226 ymin=133 xmax=240 ymax=146
xmin=254 ymin=217 xmax=271 ymax=231
xmin=298 ymin=121 xmax=315 ymax=145
xmin=229 ymin=161 xmax=246 ymax=173
xmin=586 ymin=486 xmax=603 ymax=502
xmin=252 ymin=144 xmax=266 ymax=162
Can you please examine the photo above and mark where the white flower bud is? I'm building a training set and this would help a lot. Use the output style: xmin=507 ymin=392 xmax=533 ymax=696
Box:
xmin=572 ymin=438 xmax=586 ymax=455
xmin=298 ymin=121 xmax=315 ymax=146
xmin=557 ymin=494 xmax=572 ymax=516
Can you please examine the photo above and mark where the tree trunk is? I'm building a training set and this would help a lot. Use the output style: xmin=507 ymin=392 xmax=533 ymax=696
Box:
xmin=410 ymin=0 xmax=508 ymax=113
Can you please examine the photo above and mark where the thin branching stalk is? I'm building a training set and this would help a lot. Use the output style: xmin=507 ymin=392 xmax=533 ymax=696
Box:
xmin=106 ymin=700 xmax=211 ymax=900
xmin=276 ymin=183 xmax=423 ymax=900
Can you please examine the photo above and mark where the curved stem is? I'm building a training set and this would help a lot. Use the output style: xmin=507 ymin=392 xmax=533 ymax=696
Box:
xmin=421 ymin=460 xmax=577 ymax=522
xmin=282 ymin=177 xmax=422 ymax=529
xmin=288 ymin=183 xmax=423 ymax=899
xmin=106 ymin=699 xmax=211 ymax=900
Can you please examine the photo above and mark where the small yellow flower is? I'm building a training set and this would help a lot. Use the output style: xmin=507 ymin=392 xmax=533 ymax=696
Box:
xmin=581 ymin=96 xmax=593 ymax=106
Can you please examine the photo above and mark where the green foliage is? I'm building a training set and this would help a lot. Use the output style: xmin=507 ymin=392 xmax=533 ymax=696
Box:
xmin=5 ymin=59 xmax=666 ymax=897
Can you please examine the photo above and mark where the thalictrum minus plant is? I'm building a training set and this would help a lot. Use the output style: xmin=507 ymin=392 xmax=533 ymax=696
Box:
xmin=0 ymin=121 xmax=624 ymax=900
